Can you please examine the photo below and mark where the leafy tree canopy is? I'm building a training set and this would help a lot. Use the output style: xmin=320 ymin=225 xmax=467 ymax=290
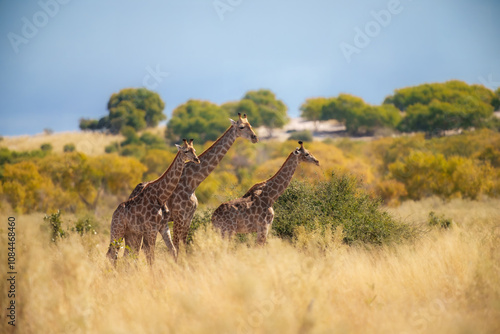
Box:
xmin=383 ymin=80 xmax=497 ymax=110
xmin=166 ymin=89 xmax=289 ymax=143
xmin=300 ymin=97 xmax=334 ymax=130
xmin=80 ymin=88 xmax=166 ymax=134
xmin=241 ymin=89 xmax=289 ymax=135
xmin=165 ymin=99 xmax=231 ymax=144
xmin=384 ymin=81 xmax=496 ymax=135
xmin=321 ymin=94 xmax=401 ymax=135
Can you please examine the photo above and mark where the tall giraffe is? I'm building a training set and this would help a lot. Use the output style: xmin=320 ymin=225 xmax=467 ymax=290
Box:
xmin=106 ymin=139 xmax=200 ymax=265
xmin=166 ymin=113 xmax=258 ymax=250
xmin=212 ymin=141 xmax=320 ymax=244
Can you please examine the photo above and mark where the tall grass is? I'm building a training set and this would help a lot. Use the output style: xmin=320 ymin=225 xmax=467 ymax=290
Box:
xmin=0 ymin=198 xmax=499 ymax=333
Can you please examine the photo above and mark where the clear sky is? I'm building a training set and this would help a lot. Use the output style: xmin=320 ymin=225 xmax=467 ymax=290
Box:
xmin=1 ymin=0 xmax=499 ymax=136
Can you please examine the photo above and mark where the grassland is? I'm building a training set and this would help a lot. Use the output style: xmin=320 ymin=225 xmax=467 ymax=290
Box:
xmin=0 ymin=131 xmax=124 ymax=155
xmin=1 ymin=198 xmax=499 ymax=334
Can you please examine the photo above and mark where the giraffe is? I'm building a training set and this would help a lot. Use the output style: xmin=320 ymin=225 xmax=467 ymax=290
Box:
xmin=106 ymin=139 xmax=200 ymax=265
xmin=154 ymin=113 xmax=258 ymax=250
xmin=211 ymin=141 xmax=320 ymax=244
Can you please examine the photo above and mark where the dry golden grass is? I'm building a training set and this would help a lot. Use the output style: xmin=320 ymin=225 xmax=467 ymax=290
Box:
xmin=0 ymin=131 xmax=124 ymax=155
xmin=1 ymin=198 xmax=499 ymax=334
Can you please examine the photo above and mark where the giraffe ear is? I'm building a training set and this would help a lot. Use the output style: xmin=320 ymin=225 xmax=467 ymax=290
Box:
xmin=175 ymin=144 xmax=182 ymax=151
xmin=293 ymin=148 xmax=300 ymax=155
xmin=230 ymin=118 xmax=237 ymax=125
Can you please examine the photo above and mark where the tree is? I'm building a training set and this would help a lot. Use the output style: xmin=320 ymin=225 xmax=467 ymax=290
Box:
xmin=241 ymin=89 xmax=288 ymax=137
xmin=234 ymin=99 xmax=262 ymax=126
xmin=1 ymin=161 xmax=56 ymax=213
xmin=493 ymin=87 xmax=500 ymax=110
xmin=40 ymin=143 xmax=53 ymax=152
xmin=397 ymin=99 xmax=494 ymax=136
xmin=385 ymin=81 xmax=495 ymax=135
xmin=63 ymin=143 xmax=76 ymax=152
xmin=165 ymin=100 xmax=230 ymax=144
xmin=383 ymin=80 xmax=496 ymax=110
xmin=80 ymin=88 xmax=166 ymax=134
xmin=321 ymin=94 xmax=400 ymax=135
xmin=322 ymin=94 xmax=365 ymax=122
xmin=300 ymin=97 xmax=331 ymax=131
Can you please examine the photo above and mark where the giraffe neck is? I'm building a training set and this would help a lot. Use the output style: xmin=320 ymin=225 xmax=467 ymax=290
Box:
xmin=262 ymin=152 xmax=300 ymax=203
xmin=143 ymin=151 xmax=185 ymax=204
xmin=179 ymin=125 xmax=237 ymax=191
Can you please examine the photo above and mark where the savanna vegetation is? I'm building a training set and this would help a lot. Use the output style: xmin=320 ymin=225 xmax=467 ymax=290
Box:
xmin=1 ymin=80 xmax=499 ymax=333
xmin=0 ymin=198 xmax=498 ymax=333
xmin=2 ymin=128 xmax=499 ymax=215
xmin=301 ymin=81 xmax=500 ymax=136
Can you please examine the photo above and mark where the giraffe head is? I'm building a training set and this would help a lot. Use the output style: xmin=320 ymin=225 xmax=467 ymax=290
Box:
xmin=230 ymin=113 xmax=259 ymax=143
xmin=293 ymin=141 xmax=320 ymax=166
xmin=175 ymin=139 xmax=201 ymax=164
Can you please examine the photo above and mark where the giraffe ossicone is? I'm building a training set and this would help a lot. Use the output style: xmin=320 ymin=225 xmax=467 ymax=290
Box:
xmin=211 ymin=141 xmax=320 ymax=244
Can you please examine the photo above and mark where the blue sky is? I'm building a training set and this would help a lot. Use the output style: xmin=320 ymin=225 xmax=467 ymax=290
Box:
xmin=0 ymin=0 xmax=499 ymax=136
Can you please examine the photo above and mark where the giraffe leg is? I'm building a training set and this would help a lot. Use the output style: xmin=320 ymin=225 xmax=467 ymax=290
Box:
xmin=160 ymin=223 xmax=177 ymax=260
xmin=142 ymin=231 xmax=157 ymax=266
xmin=256 ymin=224 xmax=269 ymax=245
xmin=161 ymin=204 xmax=171 ymax=222
xmin=124 ymin=232 xmax=141 ymax=259
xmin=224 ymin=229 xmax=234 ymax=241
xmin=256 ymin=209 xmax=274 ymax=245
xmin=172 ymin=210 xmax=196 ymax=251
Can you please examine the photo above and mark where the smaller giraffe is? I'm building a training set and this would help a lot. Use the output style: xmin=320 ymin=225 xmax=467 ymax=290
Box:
xmin=106 ymin=139 xmax=200 ymax=265
xmin=212 ymin=141 xmax=320 ymax=244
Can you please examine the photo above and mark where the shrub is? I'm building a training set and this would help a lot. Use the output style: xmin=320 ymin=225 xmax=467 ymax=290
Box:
xmin=373 ymin=179 xmax=408 ymax=206
xmin=140 ymin=132 xmax=166 ymax=149
xmin=40 ymin=143 xmax=53 ymax=152
xmin=43 ymin=210 xmax=66 ymax=242
xmin=187 ymin=208 xmax=213 ymax=244
xmin=79 ymin=118 xmax=100 ymax=131
xmin=63 ymin=143 xmax=76 ymax=152
xmin=120 ymin=126 xmax=141 ymax=146
xmin=120 ymin=144 xmax=146 ymax=160
xmin=105 ymin=142 xmax=120 ymax=154
xmin=273 ymin=173 xmax=415 ymax=245
xmin=288 ymin=130 xmax=313 ymax=142
xmin=428 ymin=211 xmax=452 ymax=229
xmin=72 ymin=216 xmax=97 ymax=236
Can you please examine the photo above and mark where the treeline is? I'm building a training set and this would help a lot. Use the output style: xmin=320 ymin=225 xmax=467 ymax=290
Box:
xmin=79 ymin=88 xmax=289 ymax=159
xmin=301 ymin=81 xmax=500 ymax=136
xmin=1 ymin=129 xmax=499 ymax=214
xmin=80 ymin=81 xmax=499 ymax=154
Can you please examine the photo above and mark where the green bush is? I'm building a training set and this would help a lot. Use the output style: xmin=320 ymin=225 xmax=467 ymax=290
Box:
xmin=40 ymin=143 xmax=53 ymax=152
xmin=428 ymin=211 xmax=452 ymax=229
xmin=105 ymin=142 xmax=120 ymax=154
xmin=63 ymin=143 xmax=76 ymax=152
xmin=120 ymin=144 xmax=146 ymax=160
xmin=187 ymin=208 xmax=213 ymax=244
xmin=72 ymin=216 xmax=98 ymax=236
xmin=288 ymin=130 xmax=313 ymax=142
xmin=273 ymin=173 xmax=415 ymax=245
xmin=43 ymin=210 xmax=66 ymax=242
